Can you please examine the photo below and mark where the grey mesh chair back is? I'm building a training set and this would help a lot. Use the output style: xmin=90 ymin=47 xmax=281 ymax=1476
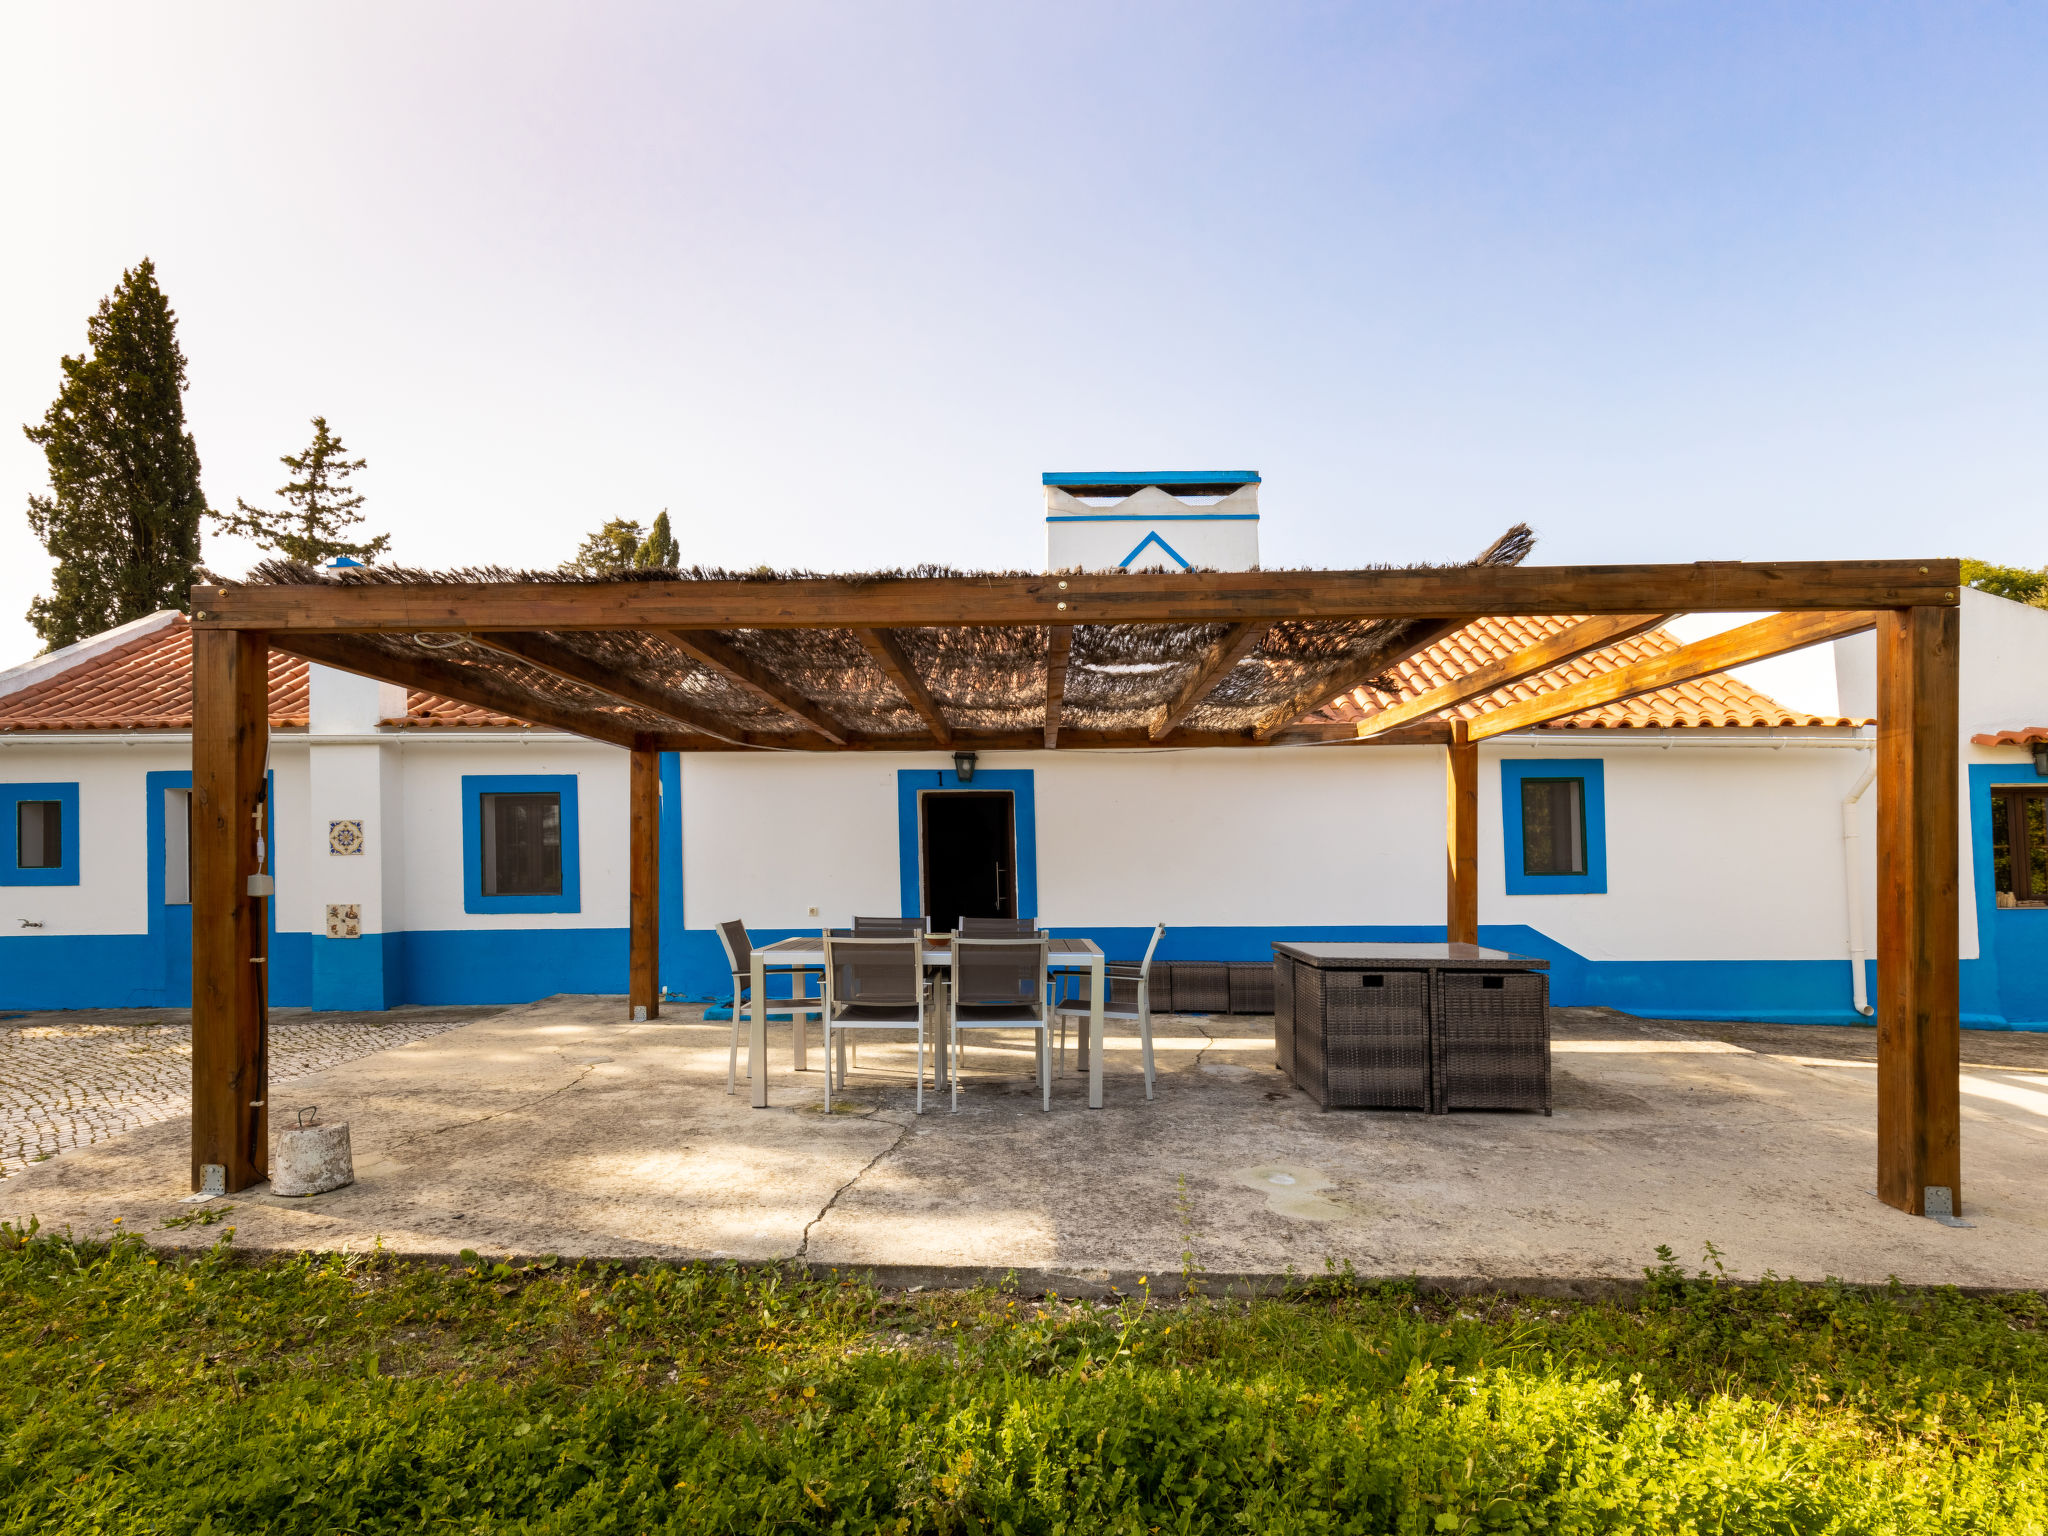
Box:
xmin=715 ymin=919 xmax=751 ymax=977
xmin=826 ymin=935 xmax=922 ymax=1008
xmin=954 ymin=936 xmax=1048 ymax=1007
xmin=959 ymin=917 xmax=1040 ymax=937
xmin=853 ymin=915 xmax=925 ymax=936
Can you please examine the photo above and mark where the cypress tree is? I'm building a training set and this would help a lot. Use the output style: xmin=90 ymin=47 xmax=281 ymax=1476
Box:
xmin=23 ymin=259 xmax=207 ymax=649
xmin=637 ymin=509 xmax=680 ymax=569
xmin=215 ymin=416 xmax=390 ymax=564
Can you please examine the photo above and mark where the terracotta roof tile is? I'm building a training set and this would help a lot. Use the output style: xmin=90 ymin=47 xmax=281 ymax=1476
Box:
xmin=1974 ymin=728 xmax=2048 ymax=747
xmin=1315 ymin=616 xmax=1867 ymax=732
xmin=0 ymin=616 xmax=523 ymax=731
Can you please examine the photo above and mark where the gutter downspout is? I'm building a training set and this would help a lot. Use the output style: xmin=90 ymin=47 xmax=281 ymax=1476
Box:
xmin=1842 ymin=746 xmax=1877 ymax=1017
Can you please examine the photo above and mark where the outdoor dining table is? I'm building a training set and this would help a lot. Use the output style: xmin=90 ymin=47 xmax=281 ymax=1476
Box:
xmin=746 ymin=936 xmax=1109 ymax=1109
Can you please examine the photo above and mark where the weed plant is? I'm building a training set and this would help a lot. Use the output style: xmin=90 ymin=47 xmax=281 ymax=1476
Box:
xmin=0 ymin=1221 xmax=2043 ymax=1533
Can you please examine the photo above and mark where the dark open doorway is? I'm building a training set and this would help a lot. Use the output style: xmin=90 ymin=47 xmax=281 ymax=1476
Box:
xmin=920 ymin=791 xmax=1016 ymax=932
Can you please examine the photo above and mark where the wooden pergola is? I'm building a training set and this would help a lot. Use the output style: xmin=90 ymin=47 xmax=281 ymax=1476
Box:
xmin=185 ymin=558 xmax=1963 ymax=1218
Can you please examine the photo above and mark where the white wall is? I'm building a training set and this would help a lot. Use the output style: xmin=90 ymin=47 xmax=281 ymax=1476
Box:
xmin=0 ymin=742 xmax=187 ymax=938
xmin=682 ymin=753 xmax=908 ymax=930
xmin=1487 ymin=741 xmax=1878 ymax=961
xmin=394 ymin=739 xmax=628 ymax=931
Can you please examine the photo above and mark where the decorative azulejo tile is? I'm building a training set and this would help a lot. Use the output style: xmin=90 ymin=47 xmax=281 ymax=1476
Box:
xmin=328 ymin=819 xmax=365 ymax=857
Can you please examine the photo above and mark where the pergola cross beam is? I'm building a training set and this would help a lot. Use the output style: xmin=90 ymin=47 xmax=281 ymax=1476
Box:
xmin=1465 ymin=609 xmax=1876 ymax=740
xmin=272 ymin=632 xmax=646 ymax=749
xmin=1352 ymin=613 xmax=1672 ymax=740
xmin=854 ymin=627 xmax=952 ymax=745
xmin=656 ymin=629 xmax=851 ymax=744
xmin=1151 ymin=621 xmax=1269 ymax=740
xmin=1045 ymin=625 xmax=1073 ymax=748
xmin=191 ymin=559 xmax=1962 ymax=632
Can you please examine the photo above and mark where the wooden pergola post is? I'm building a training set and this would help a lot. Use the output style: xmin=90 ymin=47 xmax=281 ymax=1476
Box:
xmin=629 ymin=748 xmax=661 ymax=1021
xmin=1445 ymin=718 xmax=1478 ymax=946
xmin=191 ymin=628 xmax=270 ymax=1193
xmin=1875 ymin=605 xmax=1961 ymax=1216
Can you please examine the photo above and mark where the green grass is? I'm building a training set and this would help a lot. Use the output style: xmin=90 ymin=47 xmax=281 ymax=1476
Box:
xmin=1 ymin=1222 xmax=2044 ymax=1534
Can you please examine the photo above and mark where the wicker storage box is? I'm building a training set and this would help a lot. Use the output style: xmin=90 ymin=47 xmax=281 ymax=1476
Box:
xmin=1169 ymin=961 xmax=1230 ymax=1013
xmin=1280 ymin=962 xmax=1430 ymax=1109
xmin=1432 ymin=970 xmax=1551 ymax=1114
xmin=1146 ymin=961 xmax=1173 ymax=1014
xmin=1273 ymin=943 xmax=1550 ymax=1113
xmin=1273 ymin=955 xmax=1295 ymax=1074
xmin=1227 ymin=961 xmax=1276 ymax=1015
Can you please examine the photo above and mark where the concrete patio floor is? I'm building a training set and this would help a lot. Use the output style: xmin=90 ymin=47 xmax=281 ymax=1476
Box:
xmin=4 ymin=996 xmax=2046 ymax=1293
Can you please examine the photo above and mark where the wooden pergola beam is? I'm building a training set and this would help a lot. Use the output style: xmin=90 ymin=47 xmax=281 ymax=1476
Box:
xmin=190 ymin=628 xmax=269 ymax=1193
xmin=1253 ymin=620 xmax=1468 ymax=741
xmin=1044 ymin=624 xmax=1072 ymax=748
xmin=854 ymin=628 xmax=951 ymax=745
xmin=629 ymin=748 xmax=661 ymax=1022
xmin=1351 ymin=613 xmax=1672 ymax=741
xmin=471 ymin=632 xmax=806 ymax=749
xmin=636 ymin=720 xmax=1456 ymax=752
xmin=192 ymin=559 xmax=1961 ymax=633
xmin=658 ymin=629 xmax=850 ymax=745
xmin=1151 ymin=621 xmax=1269 ymax=740
xmin=1876 ymin=605 xmax=1961 ymax=1216
xmin=1465 ymin=610 xmax=1878 ymax=741
xmin=271 ymin=632 xmax=645 ymax=749
xmin=1445 ymin=719 xmax=1478 ymax=946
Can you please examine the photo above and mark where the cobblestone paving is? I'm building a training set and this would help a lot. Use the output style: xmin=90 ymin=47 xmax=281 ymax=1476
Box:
xmin=0 ymin=1006 xmax=503 ymax=1179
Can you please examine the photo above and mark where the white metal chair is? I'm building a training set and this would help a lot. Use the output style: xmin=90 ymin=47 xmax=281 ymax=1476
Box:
xmin=1055 ymin=923 xmax=1164 ymax=1100
xmin=716 ymin=919 xmax=824 ymax=1095
xmin=822 ymin=934 xmax=929 ymax=1114
xmin=948 ymin=935 xmax=1053 ymax=1113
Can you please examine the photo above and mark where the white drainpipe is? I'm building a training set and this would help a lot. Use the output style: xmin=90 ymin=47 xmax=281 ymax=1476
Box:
xmin=1841 ymin=749 xmax=1877 ymax=1017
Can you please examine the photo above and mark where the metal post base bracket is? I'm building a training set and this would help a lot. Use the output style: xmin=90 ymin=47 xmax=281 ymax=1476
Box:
xmin=183 ymin=1164 xmax=228 ymax=1203
xmin=1924 ymin=1186 xmax=1975 ymax=1228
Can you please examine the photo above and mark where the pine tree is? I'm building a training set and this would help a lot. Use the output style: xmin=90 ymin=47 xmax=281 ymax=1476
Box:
xmin=214 ymin=416 xmax=389 ymax=565
xmin=563 ymin=517 xmax=647 ymax=575
xmin=637 ymin=509 xmax=680 ymax=569
xmin=23 ymin=259 xmax=208 ymax=649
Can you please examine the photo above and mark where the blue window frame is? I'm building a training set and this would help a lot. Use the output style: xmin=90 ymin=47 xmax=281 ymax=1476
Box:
xmin=1 ymin=782 xmax=79 ymax=886
xmin=462 ymin=774 xmax=581 ymax=914
xmin=1500 ymin=759 xmax=1607 ymax=895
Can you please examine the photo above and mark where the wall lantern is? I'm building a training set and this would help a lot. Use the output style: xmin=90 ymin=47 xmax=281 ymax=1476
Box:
xmin=2034 ymin=741 xmax=2048 ymax=778
xmin=952 ymin=750 xmax=978 ymax=783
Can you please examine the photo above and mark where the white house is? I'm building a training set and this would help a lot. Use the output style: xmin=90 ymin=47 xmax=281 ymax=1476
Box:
xmin=4 ymin=476 xmax=2045 ymax=1028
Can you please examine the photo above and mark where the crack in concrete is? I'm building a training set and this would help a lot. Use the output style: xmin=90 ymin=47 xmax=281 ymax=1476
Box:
xmin=389 ymin=1064 xmax=598 ymax=1150
xmin=796 ymin=1114 xmax=911 ymax=1260
xmin=1191 ymin=1017 xmax=1217 ymax=1071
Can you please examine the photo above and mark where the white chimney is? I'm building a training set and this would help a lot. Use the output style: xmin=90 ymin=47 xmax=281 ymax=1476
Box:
xmin=1043 ymin=472 xmax=1261 ymax=573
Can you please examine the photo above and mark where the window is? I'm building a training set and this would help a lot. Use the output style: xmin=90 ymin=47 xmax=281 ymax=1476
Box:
xmin=1992 ymin=787 xmax=2048 ymax=909
xmin=1 ymin=782 xmax=79 ymax=886
xmin=462 ymin=774 xmax=581 ymax=914
xmin=1520 ymin=778 xmax=1586 ymax=876
xmin=16 ymin=801 xmax=61 ymax=869
xmin=482 ymin=792 xmax=561 ymax=896
xmin=1500 ymin=758 xmax=1607 ymax=895
xmin=164 ymin=789 xmax=193 ymax=904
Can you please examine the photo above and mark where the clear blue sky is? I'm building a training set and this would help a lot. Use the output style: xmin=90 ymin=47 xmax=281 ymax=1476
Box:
xmin=3 ymin=3 xmax=2044 ymax=689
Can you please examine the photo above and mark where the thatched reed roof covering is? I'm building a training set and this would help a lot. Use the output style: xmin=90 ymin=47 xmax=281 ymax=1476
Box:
xmin=238 ymin=528 xmax=1538 ymax=748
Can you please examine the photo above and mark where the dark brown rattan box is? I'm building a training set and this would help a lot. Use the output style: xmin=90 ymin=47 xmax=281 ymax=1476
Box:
xmin=1168 ymin=961 xmax=1230 ymax=1014
xmin=1432 ymin=969 xmax=1551 ymax=1114
xmin=1272 ymin=943 xmax=1550 ymax=1113
xmin=1227 ymin=961 xmax=1276 ymax=1015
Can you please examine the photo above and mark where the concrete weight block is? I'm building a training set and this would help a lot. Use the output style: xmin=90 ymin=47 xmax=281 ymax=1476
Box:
xmin=272 ymin=1121 xmax=354 ymax=1196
